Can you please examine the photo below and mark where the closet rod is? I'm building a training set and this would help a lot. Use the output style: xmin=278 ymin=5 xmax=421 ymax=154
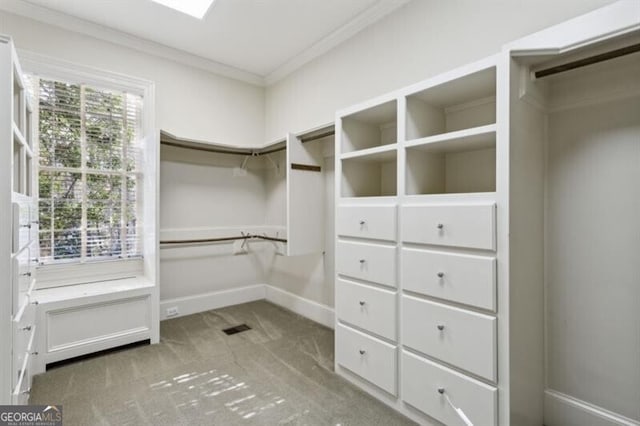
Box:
xmin=535 ymin=43 xmax=640 ymax=79
xmin=161 ymin=141 xmax=286 ymax=156
xmin=160 ymin=235 xmax=287 ymax=245
xmin=300 ymin=130 xmax=335 ymax=143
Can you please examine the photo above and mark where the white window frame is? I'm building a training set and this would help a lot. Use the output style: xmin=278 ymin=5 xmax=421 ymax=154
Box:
xmin=19 ymin=50 xmax=158 ymax=289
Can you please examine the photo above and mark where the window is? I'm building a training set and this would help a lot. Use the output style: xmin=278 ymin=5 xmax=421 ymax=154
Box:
xmin=31 ymin=76 xmax=143 ymax=264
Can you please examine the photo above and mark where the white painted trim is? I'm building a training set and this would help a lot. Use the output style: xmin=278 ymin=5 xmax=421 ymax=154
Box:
xmin=265 ymin=0 xmax=412 ymax=85
xmin=544 ymin=390 xmax=640 ymax=426
xmin=159 ymin=284 xmax=266 ymax=320
xmin=264 ymin=285 xmax=334 ymax=329
xmin=0 ymin=3 xmax=264 ymax=86
xmin=2 ymin=0 xmax=411 ymax=87
xmin=18 ymin=50 xmax=154 ymax=96
xmin=158 ymin=283 xmax=334 ymax=329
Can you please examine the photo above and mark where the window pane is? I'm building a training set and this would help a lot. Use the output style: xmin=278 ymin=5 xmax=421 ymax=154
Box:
xmin=34 ymin=76 xmax=143 ymax=265
xmin=86 ymin=114 xmax=124 ymax=170
xmin=39 ymin=171 xmax=83 ymax=262
xmin=53 ymin=229 xmax=82 ymax=261
xmin=38 ymin=80 xmax=81 ymax=168
xmin=87 ymin=226 xmax=122 ymax=258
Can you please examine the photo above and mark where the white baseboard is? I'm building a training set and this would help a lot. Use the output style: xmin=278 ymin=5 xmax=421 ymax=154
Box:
xmin=264 ymin=285 xmax=334 ymax=329
xmin=159 ymin=284 xmax=266 ymax=320
xmin=544 ymin=389 xmax=640 ymax=426
xmin=159 ymin=284 xmax=334 ymax=329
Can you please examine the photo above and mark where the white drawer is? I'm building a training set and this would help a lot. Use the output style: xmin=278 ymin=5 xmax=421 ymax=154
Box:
xmin=12 ymin=201 xmax=32 ymax=254
xmin=402 ymin=248 xmax=496 ymax=311
xmin=337 ymin=205 xmax=396 ymax=241
xmin=13 ymin=243 xmax=35 ymax=313
xmin=13 ymin=304 xmax=36 ymax=392
xmin=336 ymin=241 xmax=396 ymax=287
xmin=12 ymin=351 xmax=32 ymax=405
xmin=336 ymin=324 xmax=397 ymax=395
xmin=402 ymin=203 xmax=496 ymax=250
xmin=402 ymin=351 xmax=497 ymax=426
xmin=336 ymin=279 xmax=396 ymax=341
xmin=402 ymin=296 xmax=497 ymax=381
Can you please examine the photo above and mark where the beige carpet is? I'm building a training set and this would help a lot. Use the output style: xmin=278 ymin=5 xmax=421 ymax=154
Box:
xmin=30 ymin=300 xmax=415 ymax=426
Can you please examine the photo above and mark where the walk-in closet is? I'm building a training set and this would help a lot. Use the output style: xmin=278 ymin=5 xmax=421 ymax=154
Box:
xmin=0 ymin=1 xmax=638 ymax=425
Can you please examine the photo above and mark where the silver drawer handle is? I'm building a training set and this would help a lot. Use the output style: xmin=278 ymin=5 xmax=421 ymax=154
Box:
xmin=20 ymin=325 xmax=32 ymax=332
xmin=31 ymin=258 xmax=39 ymax=263
xmin=31 ymin=220 xmax=39 ymax=225
xmin=437 ymin=324 xmax=445 ymax=331
xmin=21 ymin=272 xmax=32 ymax=277
xmin=437 ymin=223 xmax=444 ymax=230
xmin=359 ymin=301 xmax=365 ymax=306
xmin=359 ymin=259 xmax=366 ymax=264
xmin=437 ymin=387 xmax=445 ymax=394
xmin=359 ymin=220 xmax=365 ymax=225
xmin=31 ymin=351 xmax=38 ymax=356
xmin=437 ymin=272 xmax=444 ymax=278
xmin=31 ymin=301 xmax=39 ymax=306
xmin=359 ymin=349 xmax=366 ymax=355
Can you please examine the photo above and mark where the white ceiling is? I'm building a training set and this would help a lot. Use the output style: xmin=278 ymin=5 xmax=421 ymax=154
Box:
xmin=1 ymin=0 xmax=411 ymax=85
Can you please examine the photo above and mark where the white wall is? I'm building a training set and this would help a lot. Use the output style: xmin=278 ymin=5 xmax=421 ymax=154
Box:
xmin=0 ymin=11 xmax=264 ymax=146
xmin=265 ymin=0 xmax=617 ymax=141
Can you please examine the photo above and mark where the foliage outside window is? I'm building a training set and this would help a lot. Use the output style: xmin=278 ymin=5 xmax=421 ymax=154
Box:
xmin=32 ymin=77 xmax=143 ymax=264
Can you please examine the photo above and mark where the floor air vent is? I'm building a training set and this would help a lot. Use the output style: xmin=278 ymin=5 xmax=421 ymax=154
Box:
xmin=223 ymin=324 xmax=251 ymax=335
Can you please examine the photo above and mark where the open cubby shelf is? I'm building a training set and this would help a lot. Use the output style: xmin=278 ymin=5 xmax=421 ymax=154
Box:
xmin=405 ymin=127 xmax=496 ymax=195
xmin=341 ymin=150 xmax=397 ymax=198
xmin=406 ymin=67 xmax=496 ymax=141
xmin=341 ymin=100 xmax=397 ymax=154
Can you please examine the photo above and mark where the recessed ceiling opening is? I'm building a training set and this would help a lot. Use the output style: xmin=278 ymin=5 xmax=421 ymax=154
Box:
xmin=150 ymin=0 xmax=216 ymax=19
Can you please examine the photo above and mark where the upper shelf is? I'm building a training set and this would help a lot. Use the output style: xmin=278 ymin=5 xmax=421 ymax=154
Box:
xmin=340 ymin=99 xmax=397 ymax=154
xmin=160 ymin=130 xmax=286 ymax=156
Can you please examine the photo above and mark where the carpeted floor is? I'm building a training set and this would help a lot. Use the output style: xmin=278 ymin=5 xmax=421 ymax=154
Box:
xmin=30 ymin=300 xmax=415 ymax=425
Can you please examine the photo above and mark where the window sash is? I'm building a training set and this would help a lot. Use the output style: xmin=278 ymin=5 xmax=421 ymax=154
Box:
xmin=33 ymin=76 xmax=143 ymax=265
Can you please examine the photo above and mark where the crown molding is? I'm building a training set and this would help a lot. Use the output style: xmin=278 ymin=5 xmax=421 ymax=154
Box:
xmin=264 ymin=0 xmax=412 ymax=86
xmin=0 ymin=0 xmax=265 ymax=86
xmin=0 ymin=0 xmax=412 ymax=88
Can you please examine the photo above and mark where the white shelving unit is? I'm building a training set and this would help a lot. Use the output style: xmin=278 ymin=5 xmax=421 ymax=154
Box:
xmin=334 ymin=4 xmax=639 ymax=425
xmin=160 ymin=126 xmax=331 ymax=257
xmin=1 ymin=35 xmax=39 ymax=405
xmin=335 ymin=55 xmax=499 ymax=426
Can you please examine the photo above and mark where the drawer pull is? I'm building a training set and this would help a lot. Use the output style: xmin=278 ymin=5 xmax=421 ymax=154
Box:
xmin=437 ymin=223 xmax=444 ymax=230
xmin=437 ymin=272 xmax=445 ymax=278
xmin=359 ymin=220 xmax=366 ymax=225
xmin=20 ymin=224 xmax=31 ymax=229
xmin=31 ymin=258 xmax=39 ymax=263
xmin=21 ymin=272 xmax=32 ymax=277
xmin=359 ymin=301 xmax=366 ymax=306
xmin=20 ymin=325 xmax=32 ymax=332
xmin=437 ymin=324 xmax=445 ymax=331
xmin=359 ymin=259 xmax=366 ymax=264
xmin=438 ymin=387 xmax=474 ymax=426
xmin=31 ymin=220 xmax=39 ymax=225
xmin=31 ymin=301 xmax=39 ymax=306
xmin=31 ymin=351 xmax=38 ymax=356
xmin=359 ymin=349 xmax=366 ymax=355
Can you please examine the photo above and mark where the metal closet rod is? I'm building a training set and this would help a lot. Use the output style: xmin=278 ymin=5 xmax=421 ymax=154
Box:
xmin=160 ymin=234 xmax=287 ymax=245
xmin=535 ymin=42 xmax=640 ymax=79
xmin=300 ymin=130 xmax=335 ymax=143
xmin=161 ymin=140 xmax=286 ymax=156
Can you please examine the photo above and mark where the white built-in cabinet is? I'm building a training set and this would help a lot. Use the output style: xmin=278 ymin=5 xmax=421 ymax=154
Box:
xmin=334 ymin=2 xmax=640 ymax=425
xmin=1 ymin=35 xmax=39 ymax=405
